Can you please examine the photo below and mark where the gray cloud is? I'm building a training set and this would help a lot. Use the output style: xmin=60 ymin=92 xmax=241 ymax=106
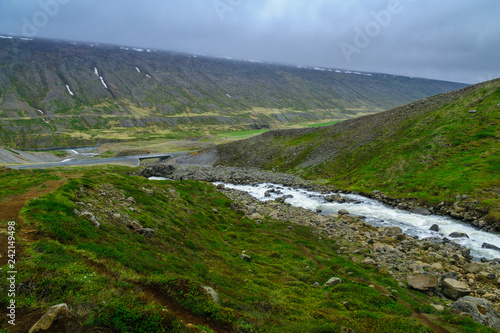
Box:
xmin=0 ymin=0 xmax=498 ymax=83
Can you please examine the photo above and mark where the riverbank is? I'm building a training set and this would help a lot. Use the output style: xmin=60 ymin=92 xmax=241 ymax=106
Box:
xmin=141 ymin=164 xmax=494 ymax=233
xmin=141 ymin=164 xmax=500 ymax=327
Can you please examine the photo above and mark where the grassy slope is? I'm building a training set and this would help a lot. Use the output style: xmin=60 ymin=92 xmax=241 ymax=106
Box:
xmin=212 ymin=79 xmax=500 ymax=221
xmin=0 ymin=37 xmax=466 ymax=148
xmin=0 ymin=166 xmax=494 ymax=332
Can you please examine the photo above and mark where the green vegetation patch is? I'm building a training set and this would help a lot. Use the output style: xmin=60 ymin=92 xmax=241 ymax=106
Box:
xmin=0 ymin=166 xmax=494 ymax=332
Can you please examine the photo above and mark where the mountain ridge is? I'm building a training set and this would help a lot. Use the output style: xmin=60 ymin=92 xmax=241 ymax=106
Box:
xmin=0 ymin=36 xmax=466 ymax=148
xmin=175 ymin=78 xmax=500 ymax=226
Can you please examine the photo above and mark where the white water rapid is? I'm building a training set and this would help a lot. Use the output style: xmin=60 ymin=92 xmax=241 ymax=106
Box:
xmin=217 ymin=182 xmax=500 ymax=261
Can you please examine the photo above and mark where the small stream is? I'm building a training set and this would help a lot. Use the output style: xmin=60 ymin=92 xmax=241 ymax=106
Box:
xmin=217 ymin=182 xmax=500 ymax=261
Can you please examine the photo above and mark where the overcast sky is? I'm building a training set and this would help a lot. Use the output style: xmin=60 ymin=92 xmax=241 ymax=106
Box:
xmin=1 ymin=0 xmax=499 ymax=84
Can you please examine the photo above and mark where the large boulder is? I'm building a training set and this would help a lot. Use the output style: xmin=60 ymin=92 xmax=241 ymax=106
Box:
xmin=29 ymin=303 xmax=70 ymax=333
xmin=452 ymin=296 xmax=500 ymax=331
xmin=442 ymin=278 xmax=472 ymax=300
xmin=407 ymin=275 xmax=439 ymax=294
xmin=483 ymin=243 xmax=500 ymax=252
xmin=448 ymin=232 xmax=469 ymax=238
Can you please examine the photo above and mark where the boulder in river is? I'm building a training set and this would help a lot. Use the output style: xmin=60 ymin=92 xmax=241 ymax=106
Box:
xmin=429 ymin=224 xmax=440 ymax=232
xmin=448 ymin=232 xmax=469 ymax=239
xmin=482 ymin=243 xmax=500 ymax=252
xmin=414 ymin=207 xmax=431 ymax=215
xmin=338 ymin=209 xmax=349 ymax=215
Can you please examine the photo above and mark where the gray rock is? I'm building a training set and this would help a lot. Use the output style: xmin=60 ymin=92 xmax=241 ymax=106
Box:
xmin=139 ymin=228 xmax=155 ymax=238
xmin=129 ymin=221 xmax=143 ymax=231
xmin=202 ymin=286 xmax=221 ymax=305
xmin=250 ymin=213 xmax=264 ymax=220
xmin=29 ymin=303 xmax=70 ymax=333
xmin=79 ymin=210 xmax=100 ymax=228
xmin=407 ymin=274 xmax=439 ymax=294
xmin=387 ymin=226 xmax=403 ymax=235
xmin=313 ymin=282 xmax=320 ymax=287
xmin=448 ymin=232 xmax=469 ymax=239
xmin=442 ymin=271 xmax=459 ymax=280
xmin=324 ymin=277 xmax=342 ymax=287
xmin=442 ymin=278 xmax=472 ymax=300
xmin=429 ymin=224 xmax=440 ymax=232
xmin=452 ymin=297 xmax=500 ymax=331
xmin=275 ymin=195 xmax=293 ymax=203
xmin=464 ymin=262 xmax=484 ymax=274
xmin=338 ymin=209 xmax=349 ymax=215
xmin=468 ymin=109 xmax=478 ymax=113
xmin=362 ymin=259 xmax=376 ymax=265
xmin=483 ymin=243 xmax=500 ymax=252
xmin=414 ymin=207 xmax=431 ymax=215
xmin=241 ymin=253 xmax=252 ymax=262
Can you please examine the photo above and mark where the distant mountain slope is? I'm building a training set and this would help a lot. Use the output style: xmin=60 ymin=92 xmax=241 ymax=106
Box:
xmin=183 ymin=79 xmax=500 ymax=224
xmin=0 ymin=36 xmax=466 ymax=147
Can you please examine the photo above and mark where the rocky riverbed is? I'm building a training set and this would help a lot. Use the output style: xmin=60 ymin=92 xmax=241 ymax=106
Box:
xmin=141 ymin=164 xmax=500 ymax=329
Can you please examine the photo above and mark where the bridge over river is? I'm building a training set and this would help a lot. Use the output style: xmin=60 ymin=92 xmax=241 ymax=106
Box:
xmin=6 ymin=153 xmax=184 ymax=170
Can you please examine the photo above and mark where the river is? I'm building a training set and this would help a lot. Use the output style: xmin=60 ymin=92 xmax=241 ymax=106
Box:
xmin=215 ymin=182 xmax=500 ymax=261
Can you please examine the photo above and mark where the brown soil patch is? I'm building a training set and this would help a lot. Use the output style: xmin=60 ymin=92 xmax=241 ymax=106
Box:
xmin=0 ymin=176 xmax=72 ymax=267
xmin=142 ymin=285 xmax=234 ymax=333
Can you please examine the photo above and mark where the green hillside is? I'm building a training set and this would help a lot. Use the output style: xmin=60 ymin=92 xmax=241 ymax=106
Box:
xmin=0 ymin=37 xmax=466 ymax=148
xmin=0 ymin=166 xmax=494 ymax=332
xmin=201 ymin=79 xmax=500 ymax=225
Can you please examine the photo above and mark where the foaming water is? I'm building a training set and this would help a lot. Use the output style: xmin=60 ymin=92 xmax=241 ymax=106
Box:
xmin=218 ymin=182 xmax=500 ymax=261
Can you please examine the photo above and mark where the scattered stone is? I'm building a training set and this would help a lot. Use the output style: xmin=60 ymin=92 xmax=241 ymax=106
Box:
xmin=452 ymin=297 xmax=500 ymax=331
xmin=126 ymin=196 xmax=136 ymax=204
xmin=241 ymin=253 xmax=252 ymax=262
xmin=373 ymin=243 xmax=386 ymax=252
xmin=407 ymin=274 xmax=439 ymax=294
xmin=442 ymin=271 xmax=459 ymax=280
xmin=29 ymin=303 xmax=70 ymax=333
xmin=338 ymin=209 xmax=349 ymax=215
xmin=464 ymin=262 xmax=484 ymax=274
xmin=139 ymin=228 xmax=155 ymax=238
xmin=442 ymin=278 xmax=472 ymax=300
xmin=250 ymin=213 xmax=264 ymax=220
xmin=78 ymin=210 xmax=100 ymax=228
xmin=431 ymin=263 xmax=443 ymax=271
xmin=324 ymin=277 xmax=342 ymax=287
xmin=275 ymin=195 xmax=293 ymax=203
xmin=414 ymin=207 xmax=431 ymax=215
xmin=429 ymin=224 xmax=440 ymax=232
xmin=431 ymin=304 xmax=445 ymax=311
xmin=202 ymin=286 xmax=221 ymax=305
xmin=313 ymin=282 xmax=320 ymax=287
xmin=212 ymin=209 xmax=219 ymax=214
xmin=448 ymin=232 xmax=469 ymax=239
xmin=362 ymin=259 xmax=377 ymax=265
xmin=468 ymin=109 xmax=478 ymax=113
xmin=129 ymin=221 xmax=143 ymax=231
